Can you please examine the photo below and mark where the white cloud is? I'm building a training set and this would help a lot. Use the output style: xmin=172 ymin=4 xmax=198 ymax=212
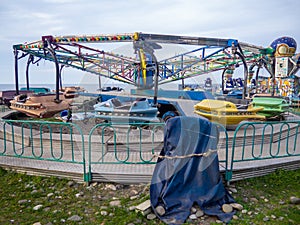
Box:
xmin=0 ymin=0 xmax=299 ymax=84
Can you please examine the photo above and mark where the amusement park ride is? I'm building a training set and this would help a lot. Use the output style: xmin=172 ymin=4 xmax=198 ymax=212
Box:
xmin=10 ymin=32 xmax=300 ymax=123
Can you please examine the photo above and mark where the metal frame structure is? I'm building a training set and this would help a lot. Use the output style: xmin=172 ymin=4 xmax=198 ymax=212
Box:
xmin=13 ymin=32 xmax=270 ymax=100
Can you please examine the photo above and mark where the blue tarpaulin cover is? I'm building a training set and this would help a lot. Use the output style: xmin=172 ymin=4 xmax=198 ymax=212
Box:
xmin=150 ymin=116 xmax=235 ymax=224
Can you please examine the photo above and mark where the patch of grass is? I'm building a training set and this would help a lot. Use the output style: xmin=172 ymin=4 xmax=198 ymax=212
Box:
xmin=230 ymin=169 xmax=300 ymax=225
xmin=0 ymin=168 xmax=299 ymax=225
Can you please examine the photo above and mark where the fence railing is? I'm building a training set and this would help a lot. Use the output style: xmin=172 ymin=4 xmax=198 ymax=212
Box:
xmin=0 ymin=118 xmax=299 ymax=183
xmin=0 ymin=119 xmax=87 ymax=179
xmin=225 ymin=120 xmax=300 ymax=181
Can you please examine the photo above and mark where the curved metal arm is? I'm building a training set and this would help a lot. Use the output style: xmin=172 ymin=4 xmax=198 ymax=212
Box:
xmin=25 ymin=55 xmax=34 ymax=90
xmin=234 ymin=49 xmax=248 ymax=99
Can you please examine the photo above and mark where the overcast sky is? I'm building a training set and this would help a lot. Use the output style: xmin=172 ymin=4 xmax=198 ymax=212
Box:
xmin=0 ymin=0 xmax=299 ymax=87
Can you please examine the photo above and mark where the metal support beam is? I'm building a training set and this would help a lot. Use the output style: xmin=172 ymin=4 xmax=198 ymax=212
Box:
xmin=14 ymin=48 xmax=19 ymax=95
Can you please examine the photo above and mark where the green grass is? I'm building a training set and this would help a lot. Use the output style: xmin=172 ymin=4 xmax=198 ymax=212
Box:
xmin=0 ymin=168 xmax=299 ymax=225
xmin=229 ymin=169 xmax=300 ymax=225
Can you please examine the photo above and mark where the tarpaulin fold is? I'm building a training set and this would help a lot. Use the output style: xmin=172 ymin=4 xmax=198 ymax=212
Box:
xmin=150 ymin=116 xmax=235 ymax=224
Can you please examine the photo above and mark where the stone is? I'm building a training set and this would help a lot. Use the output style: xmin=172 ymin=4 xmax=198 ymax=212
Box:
xmin=47 ymin=193 xmax=54 ymax=198
xmin=228 ymin=187 xmax=238 ymax=193
xmin=109 ymin=200 xmax=121 ymax=207
xmin=222 ymin=204 xmax=233 ymax=213
xmin=232 ymin=215 xmax=239 ymax=220
xmin=135 ymin=200 xmax=151 ymax=212
xmin=263 ymin=216 xmax=270 ymax=222
xmin=106 ymin=184 xmax=117 ymax=191
xmin=241 ymin=209 xmax=248 ymax=214
xmin=129 ymin=189 xmax=139 ymax=197
xmin=230 ymin=203 xmax=243 ymax=211
xmin=18 ymin=199 xmax=28 ymax=204
xmin=100 ymin=211 xmax=108 ymax=216
xmin=75 ymin=192 xmax=83 ymax=198
xmin=147 ymin=213 xmax=156 ymax=220
xmin=215 ymin=219 xmax=223 ymax=223
xmin=250 ymin=197 xmax=258 ymax=203
xmin=67 ymin=180 xmax=75 ymax=187
xmin=130 ymin=195 xmax=138 ymax=200
xmin=67 ymin=215 xmax=82 ymax=221
xmin=290 ymin=196 xmax=300 ymax=204
xmin=31 ymin=190 xmax=38 ymax=194
xmin=128 ymin=206 xmax=136 ymax=211
xmin=189 ymin=214 xmax=197 ymax=220
xmin=195 ymin=210 xmax=204 ymax=217
xmin=33 ymin=222 xmax=42 ymax=225
xmin=190 ymin=207 xmax=197 ymax=213
xmin=264 ymin=198 xmax=269 ymax=202
xmin=33 ymin=205 xmax=43 ymax=211
xmin=155 ymin=205 xmax=166 ymax=216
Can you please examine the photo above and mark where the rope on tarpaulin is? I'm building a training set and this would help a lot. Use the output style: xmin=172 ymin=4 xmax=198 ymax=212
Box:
xmin=151 ymin=149 xmax=218 ymax=160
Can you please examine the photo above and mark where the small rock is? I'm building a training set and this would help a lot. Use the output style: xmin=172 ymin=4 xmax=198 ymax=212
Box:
xmin=100 ymin=211 xmax=108 ymax=216
xmin=222 ymin=204 xmax=233 ymax=213
xmin=33 ymin=222 xmax=42 ymax=225
xmin=271 ymin=214 xmax=276 ymax=219
xmin=278 ymin=216 xmax=284 ymax=221
xmin=129 ymin=189 xmax=139 ymax=197
xmin=230 ymin=203 xmax=243 ymax=211
xmin=33 ymin=205 xmax=43 ymax=211
xmin=31 ymin=190 xmax=38 ymax=195
xmin=196 ymin=209 xmax=204 ymax=217
xmin=67 ymin=181 xmax=75 ymax=187
xmin=128 ymin=206 xmax=136 ymax=211
xmin=216 ymin=219 xmax=223 ymax=223
xmin=18 ymin=199 xmax=28 ymax=204
xmin=43 ymin=207 xmax=51 ymax=212
xmin=241 ymin=209 xmax=248 ymax=214
xmin=232 ymin=215 xmax=239 ymax=220
xmin=290 ymin=196 xmax=300 ymax=204
xmin=106 ymin=184 xmax=117 ymax=191
xmin=47 ymin=193 xmax=54 ymax=198
xmin=109 ymin=200 xmax=121 ymax=207
xmin=189 ymin=214 xmax=197 ymax=220
xmin=263 ymin=216 xmax=270 ymax=222
xmin=247 ymin=211 xmax=253 ymax=215
xmin=264 ymin=198 xmax=269 ymax=202
xmin=130 ymin=195 xmax=138 ymax=200
xmin=67 ymin=215 xmax=82 ymax=222
xmin=279 ymin=200 xmax=285 ymax=205
xmin=75 ymin=192 xmax=83 ymax=198
xmin=228 ymin=187 xmax=238 ymax=193
xmin=190 ymin=207 xmax=197 ymax=213
xmin=155 ymin=205 xmax=166 ymax=216
xmin=140 ymin=208 xmax=152 ymax=216
xmin=92 ymin=182 xmax=98 ymax=187
xmin=147 ymin=213 xmax=156 ymax=220
xmin=250 ymin=197 xmax=258 ymax=203
xmin=135 ymin=200 xmax=151 ymax=212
